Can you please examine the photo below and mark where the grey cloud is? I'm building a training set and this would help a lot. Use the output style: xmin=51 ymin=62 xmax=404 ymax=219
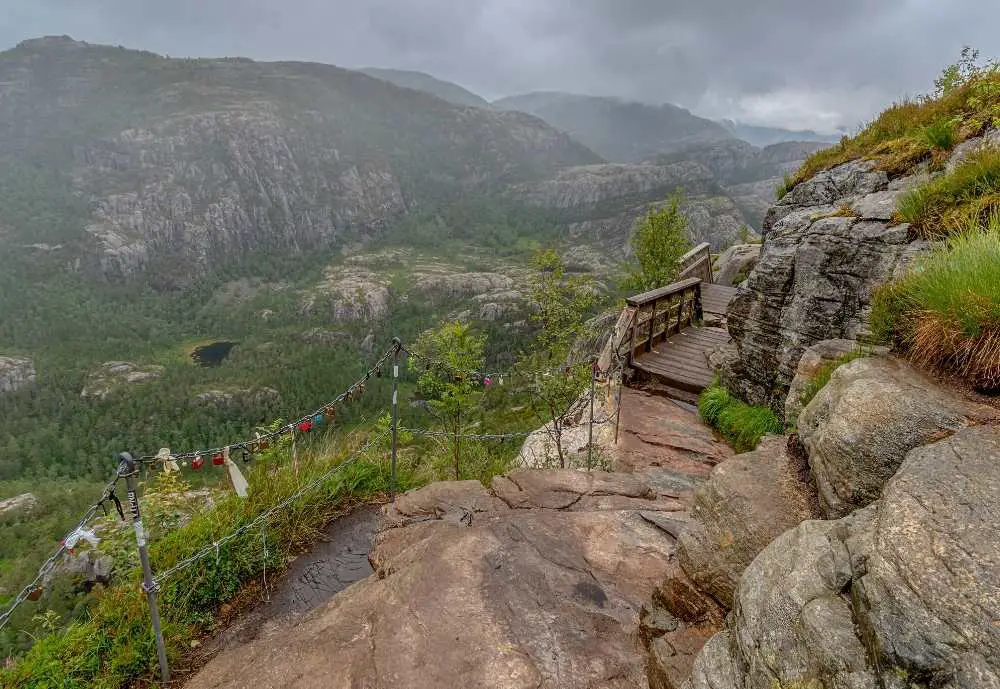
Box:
xmin=2 ymin=0 xmax=999 ymax=131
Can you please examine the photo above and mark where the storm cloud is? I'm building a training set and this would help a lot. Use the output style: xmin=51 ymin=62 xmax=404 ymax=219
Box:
xmin=3 ymin=0 xmax=999 ymax=131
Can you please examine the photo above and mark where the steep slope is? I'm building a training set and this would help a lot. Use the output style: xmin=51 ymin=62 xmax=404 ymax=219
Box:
xmin=0 ymin=37 xmax=598 ymax=284
xmin=493 ymin=92 xmax=735 ymax=162
xmin=358 ymin=67 xmax=490 ymax=108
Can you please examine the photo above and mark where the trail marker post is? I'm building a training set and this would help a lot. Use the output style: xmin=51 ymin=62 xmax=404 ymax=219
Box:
xmin=118 ymin=452 xmax=170 ymax=683
xmin=390 ymin=338 xmax=401 ymax=502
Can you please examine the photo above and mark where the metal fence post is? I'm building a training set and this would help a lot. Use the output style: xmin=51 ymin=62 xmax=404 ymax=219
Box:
xmin=118 ymin=452 xmax=170 ymax=683
xmin=587 ymin=361 xmax=597 ymax=471
xmin=390 ymin=338 xmax=400 ymax=502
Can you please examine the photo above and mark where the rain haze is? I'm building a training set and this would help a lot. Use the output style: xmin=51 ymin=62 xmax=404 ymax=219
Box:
xmin=3 ymin=1 xmax=1000 ymax=135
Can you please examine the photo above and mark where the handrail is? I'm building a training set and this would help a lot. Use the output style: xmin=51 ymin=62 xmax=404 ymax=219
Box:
xmin=677 ymin=243 xmax=713 ymax=283
xmin=626 ymin=277 xmax=701 ymax=307
xmin=623 ymin=277 xmax=704 ymax=364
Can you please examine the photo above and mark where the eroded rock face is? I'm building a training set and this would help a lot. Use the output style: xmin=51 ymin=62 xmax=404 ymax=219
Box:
xmin=726 ymin=159 xmax=933 ymax=411
xmin=187 ymin=470 xmax=687 ymax=689
xmin=691 ymin=425 xmax=1000 ymax=689
xmin=194 ymin=387 xmax=281 ymax=410
xmin=677 ymin=435 xmax=819 ymax=609
xmin=0 ymin=356 xmax=36 ymax=394
xmin=301 ymin=267 xmax=391 ymax=322
xmin=0 ymin=493 xmax=37 ymax=515
xmin=81 ymin=361 xmax=164 ymax=400
xmin=798 ymin=357 xmax=998 ymax=518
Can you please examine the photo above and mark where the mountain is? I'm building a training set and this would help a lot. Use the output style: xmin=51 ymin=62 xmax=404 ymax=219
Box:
xmin=358 ymin=67 xmax=489 ymax=108
xmin=492 ymin=92 xmax=735 ymax=163
xmin=717 ymin=119 xmax=841 ymax=147
xmin=0 ymin=37 xmax=598 ymax=285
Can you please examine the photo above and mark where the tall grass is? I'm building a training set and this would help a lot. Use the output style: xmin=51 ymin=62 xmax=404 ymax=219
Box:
xmin=698 ymin=384 xmax=784 ymax=452
xmin=0 ymin=429 xmax=416 ymax=689
xmin=790 ymin=66 xmax=1000 ymax=187
xmin=897 ymin=147 xmax=1000 ymax=235
xmin=872 ymin=213 xmax=1000 ymax=390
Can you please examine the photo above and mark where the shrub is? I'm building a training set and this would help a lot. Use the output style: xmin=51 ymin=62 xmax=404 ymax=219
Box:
xmin=871 ymin=214 xmax=1000 ymax=391
xmin=896 ymin=147 xmax=1000 ymax=235
xmin=920 ymin=118 xmax=957 ymax=150
xmin=698 ymin=384 xmax=784 ymax=452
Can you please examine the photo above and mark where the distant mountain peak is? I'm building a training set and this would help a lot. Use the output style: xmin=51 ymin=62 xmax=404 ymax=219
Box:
xmin=492 ymin=92 xmax=734 ymax=163
xmin=357 ymin=67 xmax=489 ymax=108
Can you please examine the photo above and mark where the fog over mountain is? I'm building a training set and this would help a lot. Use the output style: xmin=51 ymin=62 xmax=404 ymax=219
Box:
xmin=4 ymin=0 xmax=999 ymax=133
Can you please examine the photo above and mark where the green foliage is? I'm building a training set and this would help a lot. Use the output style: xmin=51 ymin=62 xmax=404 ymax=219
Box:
xmin=622 ymin=195 xmax=693 ymax=293
xmin=698 ymin=384 xmax=783 ymax=453
xmin=920 ymin=118 xmax=957 ymax=151
xmin=775 ymin=173 xmax=794 ymax=200
xmin=792 ymin=48 xmax=1000 ymax=187
xmin=517 ymin=250 xmax=597 ymax=468
xmin=409 ymin=322 xmax=487 ymax=479
xmin=896 ymin=147 xmax=1000 ymax=235
xmin=871 ymin=214 xmax=1000 ymax=389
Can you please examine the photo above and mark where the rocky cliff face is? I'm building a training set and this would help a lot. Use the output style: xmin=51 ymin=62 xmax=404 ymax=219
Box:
xmin=0 ymin=38 xmax=599 ymax=284
xmin=0 ymin=356 xmax=36 ymax=394
xmin=721 ymin=158 xmax=934 ymax=411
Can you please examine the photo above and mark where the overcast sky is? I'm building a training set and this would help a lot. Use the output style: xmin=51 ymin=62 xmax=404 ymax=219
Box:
xmin=4 ymin=0 xmax=999 ymax=132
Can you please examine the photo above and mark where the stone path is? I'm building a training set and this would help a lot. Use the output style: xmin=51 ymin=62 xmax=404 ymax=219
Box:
xmin=185 ymin=389 xmax=729 ymax=689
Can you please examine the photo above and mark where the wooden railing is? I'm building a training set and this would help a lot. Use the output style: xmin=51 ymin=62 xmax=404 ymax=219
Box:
xmin=624 ymin=277 xmax=704 ymax=362
xmin=677 ymin=243 xmax=713 ymax=283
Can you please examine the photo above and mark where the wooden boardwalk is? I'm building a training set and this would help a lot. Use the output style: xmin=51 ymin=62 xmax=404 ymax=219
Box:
xmin=700 ymin=283 xmax=738 ymax=320
xmin=630 ymin=282 xmax=739 ymax=395
xmin=633 ymin=326 xmax=731 ymax=393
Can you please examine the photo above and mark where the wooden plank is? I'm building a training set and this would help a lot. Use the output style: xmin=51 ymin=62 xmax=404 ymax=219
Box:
xmin=626 ymin=278 xmax=701 ymax=307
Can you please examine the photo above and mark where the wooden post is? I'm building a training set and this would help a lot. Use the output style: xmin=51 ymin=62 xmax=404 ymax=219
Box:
xmin=694 ymin=283 xmax=704 ymax=322
xmin=390 ymin=339 xmax=400 ymax=502
xmin=646 ymin=301 xmax=656 ymax=352
xmin=676 ymin=289 xmax=685 ymax=333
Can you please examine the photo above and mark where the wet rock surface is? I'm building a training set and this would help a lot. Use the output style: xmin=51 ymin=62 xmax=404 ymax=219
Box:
xmin=195 ymin=506 xmax=380 ymax=655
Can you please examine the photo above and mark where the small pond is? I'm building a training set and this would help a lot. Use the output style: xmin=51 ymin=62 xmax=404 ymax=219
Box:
xmin=191 ymin=341 xmax=238 ymax=367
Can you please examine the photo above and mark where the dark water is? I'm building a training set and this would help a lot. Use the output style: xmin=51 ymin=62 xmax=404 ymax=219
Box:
xmin=191 ymin=341 xmax=237 ymax=367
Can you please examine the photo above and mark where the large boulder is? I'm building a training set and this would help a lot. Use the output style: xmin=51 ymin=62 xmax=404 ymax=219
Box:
xmin=798 ymin=357 xmax=998 ymax=518
xmin=690 ymin=425 xmax=1000 ymax=689
xmin=677 ymin=435 xmax=819 ymax=609
xmin=725 ymin=159 xmax=933 ymax=412
xmin=188 ymin=470 xmax=686 ymax=688
xmin=0 ymin=356 xmax=36 ymax=393
xmin=783 ymin=338 xmax=888 ymax=425
xmin=712 ymin=244 xmax=760 ymax=286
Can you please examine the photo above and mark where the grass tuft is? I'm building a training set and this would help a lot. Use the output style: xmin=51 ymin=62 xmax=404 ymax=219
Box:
xmin=896 ymin=147 xmax=1000 ymax=235
xmin=775 ymin=173 xmax=794 ymax=201
xmin=797 ymin=351 xmax=867 ymax=413
xmin=698 ymin=384 xmax=784 ymax=452
xmin=921 ymin=118 xmax=958 ymax=150
xmin=871 ymin=212 xmax=1000 ymax=391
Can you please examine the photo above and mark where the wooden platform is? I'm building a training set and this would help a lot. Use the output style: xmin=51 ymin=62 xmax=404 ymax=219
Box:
xmin=701 ymin=283 xmax=738 ymax=320
xmin=633 ymin=326 xmax=731 ymax=394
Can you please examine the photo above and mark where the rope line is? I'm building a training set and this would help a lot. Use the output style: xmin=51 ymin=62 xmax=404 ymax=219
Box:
xmin=0 ymin=476 xmax=123 ymax=631
xmin=135 ymin=344 xmax=401 ymax=465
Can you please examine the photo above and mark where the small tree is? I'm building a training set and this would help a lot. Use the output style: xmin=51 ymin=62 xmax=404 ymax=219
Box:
xmin=518 ymin=250 xmax=597 ymax=468
xmin=624 ymin=194 xmax=693 ymax=292
xmin=409 ymin=321 xmax=486 ymax=480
